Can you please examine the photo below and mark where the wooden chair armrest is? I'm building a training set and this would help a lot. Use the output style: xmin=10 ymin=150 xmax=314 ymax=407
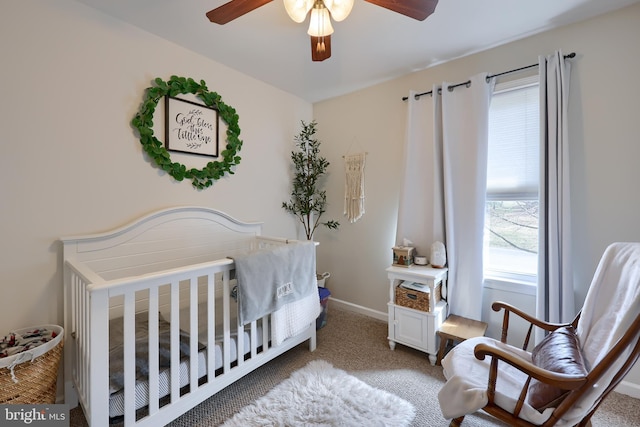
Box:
xmin=492 ymin=301 xmax=570 ymax=331
xmin=492 ymin=301 xmax=575 ymax=349
xmin=474 ymin=343 xmax=587 ymax=390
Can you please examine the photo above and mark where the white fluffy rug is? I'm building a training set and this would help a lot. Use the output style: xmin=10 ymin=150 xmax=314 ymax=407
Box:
xmin=221 ymin=360 xmax=416 ymax=427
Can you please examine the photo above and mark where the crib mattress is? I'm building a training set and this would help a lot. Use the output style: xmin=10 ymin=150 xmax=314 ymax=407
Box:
xmin=108 ymin=325 xmax=263 ymax=418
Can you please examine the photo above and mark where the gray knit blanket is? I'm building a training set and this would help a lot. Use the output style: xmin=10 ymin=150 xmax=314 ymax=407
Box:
xmin=233 ymin=241 xmax=316 ymax=325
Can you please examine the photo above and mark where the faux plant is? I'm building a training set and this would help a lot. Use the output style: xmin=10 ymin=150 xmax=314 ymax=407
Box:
xmin=282 ymin=120 xmax=340 ymax=240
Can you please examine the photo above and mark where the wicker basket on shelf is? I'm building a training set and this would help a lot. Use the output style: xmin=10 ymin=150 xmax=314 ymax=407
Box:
xmin=0 ymin=325 xmax=64 ymax=404
xmin=395 ymin=284 xmax=441 ymax=312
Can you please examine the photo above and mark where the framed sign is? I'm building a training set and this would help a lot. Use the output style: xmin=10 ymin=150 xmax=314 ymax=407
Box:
xmin=165 ymin=96 xmax=219 ymax=157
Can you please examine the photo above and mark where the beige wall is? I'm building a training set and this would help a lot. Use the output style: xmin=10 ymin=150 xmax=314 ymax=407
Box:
xmin=313 ymin=3 xmax=640 ymax=392
xmin=0 ymin=1 xmax=312 ymax=331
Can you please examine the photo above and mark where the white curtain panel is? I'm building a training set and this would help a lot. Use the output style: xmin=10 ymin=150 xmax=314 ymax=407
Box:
xmin=537 ymin=51 xmax=574 ymax=337
xmin=395 ymin=90 xmax=438 ymax=258
xmin=431 ymin=85 xmax=446 ymax=245
xmin=440 ymin=73 xmax=493 ymax=321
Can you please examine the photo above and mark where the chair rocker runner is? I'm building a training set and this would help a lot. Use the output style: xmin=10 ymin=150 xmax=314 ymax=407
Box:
xmin=438 ymin=242 xmax=640 ymax=426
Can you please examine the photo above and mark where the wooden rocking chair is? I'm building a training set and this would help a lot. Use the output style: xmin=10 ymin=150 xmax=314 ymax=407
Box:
xmin=438 ymin=242 xmax=640 ymax=426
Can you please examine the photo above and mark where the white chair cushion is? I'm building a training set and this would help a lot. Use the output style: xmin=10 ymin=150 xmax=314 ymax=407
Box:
xmin=438 ymin=336 xmax=557 ymax=425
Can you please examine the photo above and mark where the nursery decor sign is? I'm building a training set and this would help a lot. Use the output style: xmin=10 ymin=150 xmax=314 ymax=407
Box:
xmin=132 ymin=76 xmax=242 ymax=189
xmin=165 ymin=96 xmax=218 ymax=157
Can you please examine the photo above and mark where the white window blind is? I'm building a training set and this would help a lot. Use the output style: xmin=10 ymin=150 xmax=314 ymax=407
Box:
xmin=484 ymin=75 xmax=540 ymax=281
xmin=487 ymin=77 xmax=539 ymax=200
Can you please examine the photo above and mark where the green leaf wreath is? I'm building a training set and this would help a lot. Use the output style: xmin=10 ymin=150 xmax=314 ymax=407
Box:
xmin=131 ymin=76 xmax=242 ymax=189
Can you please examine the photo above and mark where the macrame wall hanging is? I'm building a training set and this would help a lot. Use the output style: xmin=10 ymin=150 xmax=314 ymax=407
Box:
xmin=343 ymin=151 xmax=367 ymax=223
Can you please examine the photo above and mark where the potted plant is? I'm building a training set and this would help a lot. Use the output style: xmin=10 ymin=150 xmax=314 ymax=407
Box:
xmin=282 ymin=120 xmax=340 ymax=241
xmin=282 ymin=120 xmax=338 ymax=288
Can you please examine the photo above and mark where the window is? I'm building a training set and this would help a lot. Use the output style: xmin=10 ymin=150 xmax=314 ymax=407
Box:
xmin=484 ymin=76 xmax=539 ymax=284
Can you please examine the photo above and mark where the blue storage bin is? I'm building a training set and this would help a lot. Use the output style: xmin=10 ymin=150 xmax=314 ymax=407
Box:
xmin=316 ymin=287 xmax=331 ymax=329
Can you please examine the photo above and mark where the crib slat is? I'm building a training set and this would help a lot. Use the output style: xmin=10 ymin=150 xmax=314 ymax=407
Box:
xmin=88 ymin=288 xmax=110 ymax=427
xmin=263 ymin=315 xmax=269 ymax=352
xmin=237 ymin=317 xmax=245 ymax=368
xmin=222 ymin=274 xmax=231 ymax=373
xmin=123 ymin=292 xmax=136 ymax=426
xmin=78 ymin=275 xmax=88 ymax=406
xmin=170 ymin=281 xmax=180 ymax=401
xmin=222 ymin=272 xmax=231 ymax=373
xmin=81 ymin=278 xmax=88 ymax=404
xmin=148 ymin=288 xmax=160 ymax=416
xmin=250 ymin=319 xmax=258 ymax=358
xmin=207 ymin=273 xmax=215 ymax=384
xmin=189 ymin=277 xmax=199 ymax=392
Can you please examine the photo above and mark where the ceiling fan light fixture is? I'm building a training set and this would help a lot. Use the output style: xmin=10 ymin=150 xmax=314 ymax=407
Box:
xmin=283 ymin=0 xmax=314 ymax=23
xmin=307 ymin=4 xmax=334 ymax=37
xmin=206 ymin=0 xmax=440 ymax=62
xmin=323 ymin=0 xmax=354 ymax=22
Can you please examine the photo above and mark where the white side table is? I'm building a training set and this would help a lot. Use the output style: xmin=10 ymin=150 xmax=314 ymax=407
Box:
xmin=386 ymin=265 xmax=448 ymax=365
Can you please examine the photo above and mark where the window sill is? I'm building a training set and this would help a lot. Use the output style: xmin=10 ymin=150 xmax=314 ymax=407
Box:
xmin=483 ymin=275 xmax=537 ymax=296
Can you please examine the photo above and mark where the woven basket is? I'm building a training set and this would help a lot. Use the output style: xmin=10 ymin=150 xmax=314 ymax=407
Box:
xmin=395 ymin=284 xmax=441 ymax=312
xmin=0 ymin=325 xmax=64 ymax=404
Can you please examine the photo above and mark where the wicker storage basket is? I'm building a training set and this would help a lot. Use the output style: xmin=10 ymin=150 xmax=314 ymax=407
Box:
xmin=0 ymin=325 xmax=64 ymax=404
xmin=395 ymin=284 xmax=441 ymax=312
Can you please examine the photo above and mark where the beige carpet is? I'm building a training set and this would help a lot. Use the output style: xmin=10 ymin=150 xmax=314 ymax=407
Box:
xmin=71 ymin=305 xmax=640 ymax=426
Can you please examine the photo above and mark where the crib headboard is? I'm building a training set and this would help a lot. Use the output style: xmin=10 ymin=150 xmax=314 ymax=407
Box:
xmin=61 ymin=206 xmax=263 ymax=281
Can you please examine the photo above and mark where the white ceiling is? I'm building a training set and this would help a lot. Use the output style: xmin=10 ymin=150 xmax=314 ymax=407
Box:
xmin=75 ymin=0 xmax=639 ymax=103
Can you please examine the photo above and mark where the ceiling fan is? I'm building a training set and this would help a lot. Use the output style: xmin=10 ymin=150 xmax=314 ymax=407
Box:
xmin=206 ymin=0 xmax=439 ymax=61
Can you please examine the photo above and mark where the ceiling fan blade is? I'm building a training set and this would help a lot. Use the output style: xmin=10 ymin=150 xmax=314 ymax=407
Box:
xmin=364 ymin=0 xmax=438 ymax=21
xmin=206 ymin=0 xmax=273 ymax=24
xmin=311 ymin=35 xmax=332 ymax=62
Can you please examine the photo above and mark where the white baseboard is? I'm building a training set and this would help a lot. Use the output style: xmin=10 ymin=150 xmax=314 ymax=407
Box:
xmin=329 ymin=297 xmax=387 ymax=322
xmin=616 ymin=379 xmax=640 ymax=399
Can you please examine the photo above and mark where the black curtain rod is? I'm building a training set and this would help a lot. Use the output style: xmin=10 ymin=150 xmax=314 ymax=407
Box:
xmin=401 ymin=52 xmax=576 ymax=101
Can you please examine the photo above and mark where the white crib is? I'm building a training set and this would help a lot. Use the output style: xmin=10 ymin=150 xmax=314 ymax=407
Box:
xmin=61 ymin=206 xmax=317 ymax=427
